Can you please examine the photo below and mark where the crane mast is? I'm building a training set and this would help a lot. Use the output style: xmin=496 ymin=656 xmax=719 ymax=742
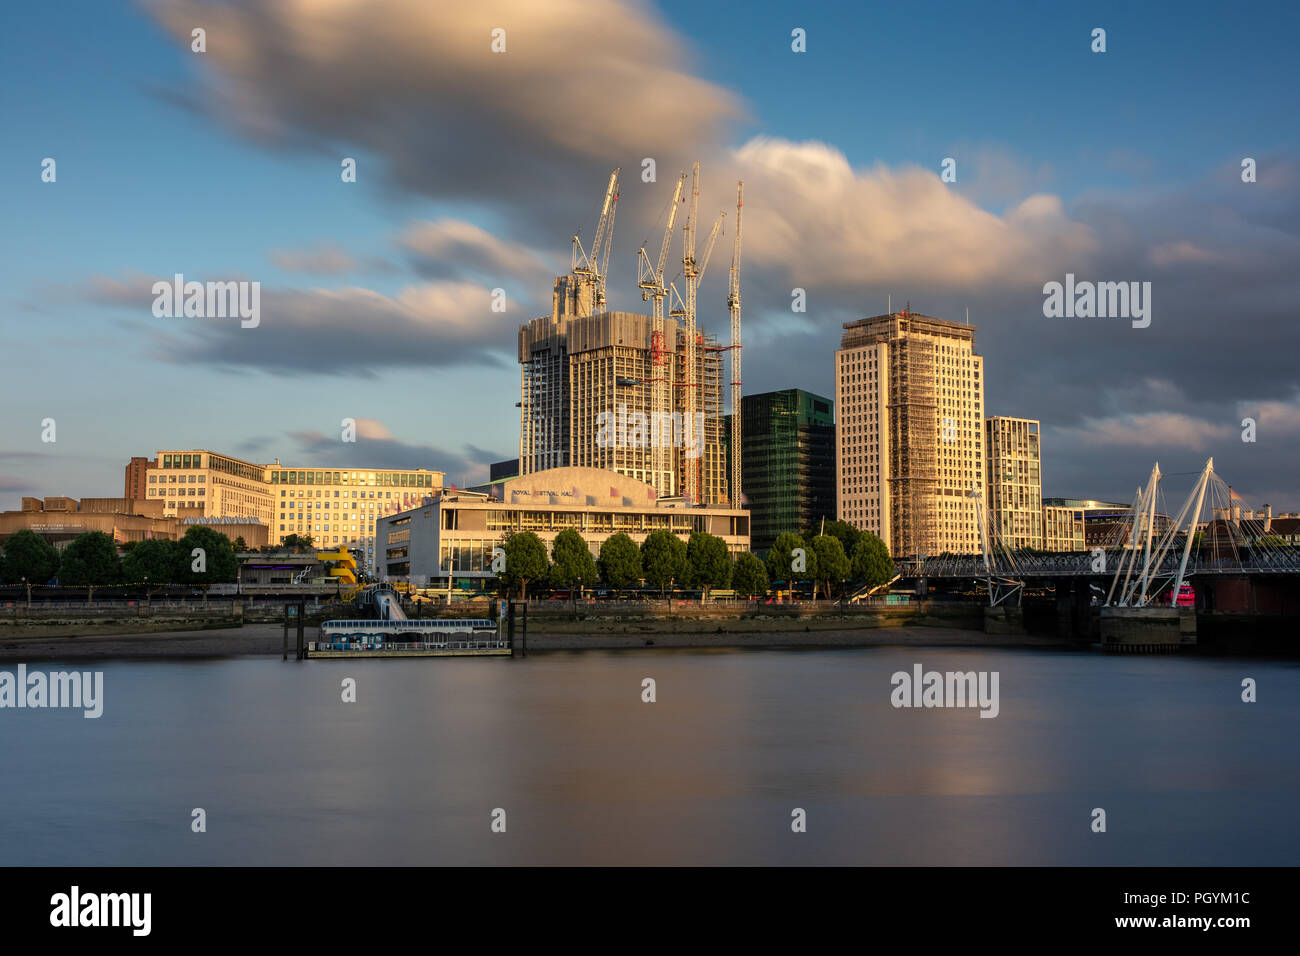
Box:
xmin=728 ymin=181 xmax=743 ymax=510
xmin=637 ymin=171 xmax=686 ymax=497
xmin=571 ymin=168 xmax=620 ymax=312
xmin=682 ymin=162 xmax=701 ymax=503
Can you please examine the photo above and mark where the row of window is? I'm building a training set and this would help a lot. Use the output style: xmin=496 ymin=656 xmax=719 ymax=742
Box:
xmin=150 ymin=474 xmax=205 ymax=483
xmin=270 ymin=470 xmax=434 ymax=487
xmin=162 ymin=454 xmax=203 ymax=469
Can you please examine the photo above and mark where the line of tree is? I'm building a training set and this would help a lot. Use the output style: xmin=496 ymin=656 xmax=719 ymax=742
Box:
xmin=0 ymin=527 xmax=241 ymax=593
xmin=490 ymin=525 xmax=891 ymax=600
xmin=765 ymin=522 xmax=893 ymax=599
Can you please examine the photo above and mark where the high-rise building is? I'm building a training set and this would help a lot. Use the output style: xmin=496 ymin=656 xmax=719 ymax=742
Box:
xmin=835 ymin=310 xmax=985 ymax=557
xmin=985 ymin=417 xmax=1042 ymax=549
xmin=518 ymin=305 xmax=728 ymax=504
xmin=123 ymin=456 xmax=155 ymax=499
xmin=736 ymin=389 xmax=835 ymax=553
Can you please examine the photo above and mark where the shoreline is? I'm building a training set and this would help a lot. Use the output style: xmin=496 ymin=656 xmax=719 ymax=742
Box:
xmin=0 ymin=621 xmax=1086 ymax=661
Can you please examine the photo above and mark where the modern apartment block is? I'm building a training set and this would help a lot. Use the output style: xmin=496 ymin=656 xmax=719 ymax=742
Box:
xmin=1043 ymin=503 xmax=1087 ymax=551
xmin=985 ymin=417 xmax=1043 ymax=549
xmin=836 ymin=310 xmax=985 ymax=558
xmin=738 ymin=389 xmax=835 ymax=553
xmin=518 ymin=300 xmax=728 ymax=504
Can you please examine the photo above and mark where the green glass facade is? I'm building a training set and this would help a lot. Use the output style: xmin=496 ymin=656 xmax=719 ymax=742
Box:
xmin=731 ymin=389 xmax=835 ymax=554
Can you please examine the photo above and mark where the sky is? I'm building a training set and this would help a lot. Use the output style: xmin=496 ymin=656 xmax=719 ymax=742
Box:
xmin=2 ymin=0 xmax=1298 ymax=514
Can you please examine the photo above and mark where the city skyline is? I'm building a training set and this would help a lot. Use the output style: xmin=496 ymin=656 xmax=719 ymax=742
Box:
xmin=3 ymin=0 xmax=1299 ymax=513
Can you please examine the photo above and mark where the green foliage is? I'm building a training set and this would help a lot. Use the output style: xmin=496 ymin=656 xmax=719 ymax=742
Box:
xmin=281 ymin=533 xmax=315 ymax=553
xmin=173 ymin=527 xmax=238 ymax=584
xmin=500 ymin=531 xmax=549 ymax=599
xmin=731 ymin=551 xmax=769 ymax=598
xmin=812 ymin=534 xmax=850 ymax=598
xmin=1 ymin=529 xmax=61 ymax=586
xmin=686 ymin=531 xmax=732 ymax=593
xmin=766 ymin=531 xmax=814 ymax=585
xmin=851 ymin=532 xmax=893 ymax=589
xmin=121 ymin=538 xmax=180 ymax=584
xmin=641 ymin=530 xmax=687 ymax=595
xmin=233 ymin=536 xmax=248 ymax=551
xmin=550 ymin=529 xmax=598 ymax=593
xmin=597 ymin=532 xmax=642 ymax=589
xmin=57 ymin=532 xmax=122 ymax=587
xmin=814 ymin=519 xmax=861 ymax=560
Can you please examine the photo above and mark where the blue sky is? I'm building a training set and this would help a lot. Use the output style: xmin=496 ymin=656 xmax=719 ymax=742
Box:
xmin=2 ymin=0 xmax=1298 ymax=509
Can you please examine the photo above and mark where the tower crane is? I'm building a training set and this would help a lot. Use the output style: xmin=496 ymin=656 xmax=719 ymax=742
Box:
xmin=727 ymin=181 xmax=743 ymax=510
xmin=637 ymin=171 xmax=687 ymax=496
xmin=682 ymin=162 xmax=701 ymax=503
xmin=571 ymin=167 xmax=620 ymax=313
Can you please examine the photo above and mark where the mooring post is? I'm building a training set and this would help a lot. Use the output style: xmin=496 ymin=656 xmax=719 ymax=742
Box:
xmin=282 ymin=604 xmax=289 ymax=661
xmin=296 ymin=599 xmax=305 ymax=660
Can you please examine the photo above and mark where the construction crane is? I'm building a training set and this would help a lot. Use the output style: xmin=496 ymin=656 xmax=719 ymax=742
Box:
xmin=682 ymin=162 xmax=701 ymax=503
xmin=571 ymin=167 xmax=620 ymax=312
xmin=727 ymin=181 xmax=743 ymax=510
xmin=637 ymin=171 xmax=687 ymax=497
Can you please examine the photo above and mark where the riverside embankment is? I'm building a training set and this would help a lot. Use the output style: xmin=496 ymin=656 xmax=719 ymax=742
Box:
xmin=0 ymin=598 xmax=1079 ymax=661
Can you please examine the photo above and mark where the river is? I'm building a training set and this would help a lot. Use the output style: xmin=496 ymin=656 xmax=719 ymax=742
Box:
xmin=2 ymin=646 xmax=1296 ymax=865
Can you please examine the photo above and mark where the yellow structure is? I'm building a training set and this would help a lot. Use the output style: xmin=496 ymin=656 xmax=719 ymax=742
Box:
xmin=316 ymin=547 xmax=358 ymax=585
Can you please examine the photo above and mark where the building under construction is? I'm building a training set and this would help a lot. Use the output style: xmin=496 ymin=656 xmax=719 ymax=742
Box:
xmin=517 ymin=165 xmax=739 ymax=507
xmin=518 ymin=282 xmax=729 ymax=503
xmin=835 ymin=310 xmax=985 ymax=558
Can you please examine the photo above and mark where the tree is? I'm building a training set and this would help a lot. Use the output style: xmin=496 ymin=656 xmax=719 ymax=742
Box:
xmin=686 ymin=531 xmax=731 ymax=599
xmin=550 ymin=529 xmax=598 ymax=599
xmin=499 ymin=531 xmax=548 ymax=599
xmin=851 ymin=532 xmax=893 ymax=590
xmin=0 ymin=529 xmax=60 ymax=586
xmin=812 ymin=534 xmax=850 ymax=599
xmin=233 ymin=536 xmax=248 ymax=551
xmin=814 ymin=519 xmax=861 ymax=560
xmin=58 ymin=531 xmax=122 ymax=597
xmin=173 ymin=526 xmax=238 ymax=585
xmin=732 ymin=551 xmax=769 ymax=598
xmin=766 ymin=531 xmax=815 ymax=597
xmin=597 ymin=532 xmax=642 ymax=590
xmin=121 ymin=538 xmax=179 ymax=585
xmin=641 ymin=530 xmax=686 ymax=596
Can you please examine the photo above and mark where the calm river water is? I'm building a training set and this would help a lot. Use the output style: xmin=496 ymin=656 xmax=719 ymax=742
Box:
xmin=2 ymin=646 xmax=1296 ymax=865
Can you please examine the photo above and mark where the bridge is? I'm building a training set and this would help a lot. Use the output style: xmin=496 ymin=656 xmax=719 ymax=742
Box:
xmin=894 ymin=458 xmax=1300 ymax=609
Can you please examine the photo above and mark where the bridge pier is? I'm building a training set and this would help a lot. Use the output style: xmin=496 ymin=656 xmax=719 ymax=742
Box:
xmin=983 ymin=605 xmax=1026 ymax=635
xmin=1099 ymin=607 xmax=1195 ymax=653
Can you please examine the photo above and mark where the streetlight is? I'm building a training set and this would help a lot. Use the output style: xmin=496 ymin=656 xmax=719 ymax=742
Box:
xmin=144 ymin=575 xmax=150 ymax=608
xmin=21 ymin=576 xmax=29 ymax=607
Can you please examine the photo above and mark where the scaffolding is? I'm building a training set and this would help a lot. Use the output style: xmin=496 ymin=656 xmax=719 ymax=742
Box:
xmin=886 ymin=321 xmax=938 ymax=557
